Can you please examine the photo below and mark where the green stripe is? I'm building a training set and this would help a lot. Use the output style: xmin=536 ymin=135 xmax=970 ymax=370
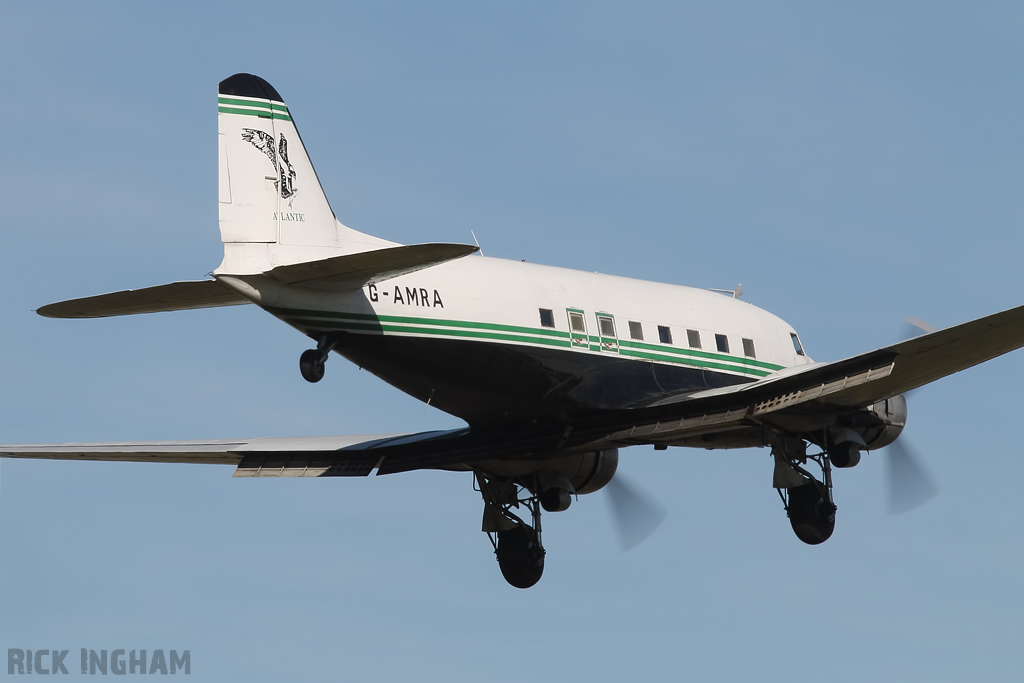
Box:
xmin=282 ymin=315 xmax=766 ymax=378
xmin=266 ymin=305 xmax=778 ymax=378
xmin=217 ymin=97 xmax=289 ymax=113
xmin=217 ymin=106 xmax=292 ymax=121
xmin=620 ymin=348 xmax=772 ymax=377
xmin=266 ymin=306 xmax=570 ymax=339
xmin=618 ymin=338 xmax=783 ymax=371
xmin=283 ymin=317 xmax=573 ymax=349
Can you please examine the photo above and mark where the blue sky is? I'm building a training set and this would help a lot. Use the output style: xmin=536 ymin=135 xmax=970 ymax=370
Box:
xmin=2 ymin=1 xmax=1023 ymax=680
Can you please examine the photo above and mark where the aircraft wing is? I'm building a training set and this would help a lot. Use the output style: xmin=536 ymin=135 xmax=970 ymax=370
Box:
xmin=583 ymin=302 xmax=1024 ymax=448
xmin=702 ymin=301 xmax=1024 ymax=411
xmin=0 ymin=423 xmax=578 ymax=477
xmin=0 ymin=431 xmax=469 ymax=477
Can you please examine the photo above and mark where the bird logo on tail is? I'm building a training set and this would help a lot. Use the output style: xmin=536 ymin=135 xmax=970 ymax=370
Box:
xmin=241 ymin=128 xmax=298 ymax=204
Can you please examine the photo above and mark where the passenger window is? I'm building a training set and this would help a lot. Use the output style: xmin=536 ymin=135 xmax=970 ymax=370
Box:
xmin=715 ymin=334 xmax=730 ymax=353
xmin=628 ymin=321 xmax=644 ymax=340
xmin=599 ymin=316 xmax=616 ymax=337
xmin=658 ymin=326 xmax=672 ymax=344
xmin=569 ymin=311 xmax=586 ymax=333
xmin=742 ymin=338 xmax=756 ymax=358
xmin=539 ymin=308 xmax=555 ymax=328
xmin=686 ymin=329 xmax=701 ymax=349
xmin=791 ymin=332 xmax=805 ymax=356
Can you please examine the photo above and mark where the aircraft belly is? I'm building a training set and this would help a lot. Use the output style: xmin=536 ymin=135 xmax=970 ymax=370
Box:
xmin=333 ymin=333 xmax=753 ymax=425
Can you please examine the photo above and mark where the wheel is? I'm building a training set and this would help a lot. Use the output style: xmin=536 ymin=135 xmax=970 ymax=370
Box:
xmin=495 ymin=526 xmax=545 ymax=588
xmin=786 ymin=479 xmax=836 ymax=545
xmin=299 ymin=349 xmax=326 ymax=383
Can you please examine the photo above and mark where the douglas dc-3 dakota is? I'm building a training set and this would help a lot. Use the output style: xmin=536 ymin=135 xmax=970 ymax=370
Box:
xmin=5 ymin=74 xmax=1024 ymax=588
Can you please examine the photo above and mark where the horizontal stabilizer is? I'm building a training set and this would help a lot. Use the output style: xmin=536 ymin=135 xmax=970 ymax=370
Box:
xmin=263 ymin=243 xmax=479 ymax=291
xmin=38 ymin=280 xmax=251 ymax=319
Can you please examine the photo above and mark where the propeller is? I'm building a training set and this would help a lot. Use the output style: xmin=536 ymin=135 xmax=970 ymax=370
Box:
xmin=885 ymin=439 xmax=938 ymax=514
xmin=881 ymin=316 xmax=940 ymax=515
xmin=606 ymin=473 xmax=666 ymax=551
xmin=903 ymin=315 xmax=937 ymax=340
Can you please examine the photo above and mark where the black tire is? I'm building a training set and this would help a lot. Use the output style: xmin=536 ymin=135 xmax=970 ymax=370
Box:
xmin=787 ymin=480 xmax=836 ymax=545
xmin=495 ymin=526 xmax=545 ymax=589
xmin=299 ymin=349 xmax=326 ymax=383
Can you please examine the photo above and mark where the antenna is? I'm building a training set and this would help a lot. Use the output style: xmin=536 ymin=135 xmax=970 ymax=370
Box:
xmin=470 ymin=230 xmax=484 ymax=256
xmin=709 ymin=284 xmax=743 ymax=299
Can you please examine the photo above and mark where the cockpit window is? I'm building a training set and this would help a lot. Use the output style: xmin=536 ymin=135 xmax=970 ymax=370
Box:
xmin=790 ymin=333 xmax=805 ymax=356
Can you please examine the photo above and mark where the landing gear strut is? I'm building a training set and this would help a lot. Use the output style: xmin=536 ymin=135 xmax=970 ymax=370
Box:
xmin=476 ymin=472 xmax=546 ymax=589
xmin=299 ymin=336 xmax=338 ymax=383
xmin=772 ymin=436 xmax=837 ymax=545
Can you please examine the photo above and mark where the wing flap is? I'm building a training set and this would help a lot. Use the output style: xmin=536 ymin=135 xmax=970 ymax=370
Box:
xmin=752 ymin=362 xmax=896 ymax=415
xmin=38 ymin=280 xmax=251 ymax=319
xmin=264 ymin=243 xmax=478 ymax=291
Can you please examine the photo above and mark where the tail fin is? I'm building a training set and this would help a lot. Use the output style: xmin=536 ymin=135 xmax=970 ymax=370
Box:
xmin=218 ymin=74 xmax=339 ymax=247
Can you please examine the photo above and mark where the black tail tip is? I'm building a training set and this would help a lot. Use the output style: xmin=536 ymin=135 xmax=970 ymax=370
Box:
xmin=219 ymin=73 xmax=283 ymax=102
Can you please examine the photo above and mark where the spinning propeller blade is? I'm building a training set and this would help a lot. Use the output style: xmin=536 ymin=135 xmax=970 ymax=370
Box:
xmin=904 ymin=315 xmax=938 ymax=339
xmin=885 ymin=439 xmax=938 ymax=515
xmin=881 ymin=314 xmax=938 ymax=514
xmin=606 ymin=474 xmax=666 ymax=551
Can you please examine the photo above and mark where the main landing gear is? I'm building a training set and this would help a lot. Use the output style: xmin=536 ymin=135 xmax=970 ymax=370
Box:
xmin=476 ymin=472 xmax=548 ymax=589
xmin=299 ymin=336 xmax=339 ymax=383
xmin=772 ymin=436 xmax=837 ymax=545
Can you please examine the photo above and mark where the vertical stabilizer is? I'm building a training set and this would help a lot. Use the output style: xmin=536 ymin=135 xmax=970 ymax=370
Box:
xmin=218 ymin=74 xmax=340 ymax=249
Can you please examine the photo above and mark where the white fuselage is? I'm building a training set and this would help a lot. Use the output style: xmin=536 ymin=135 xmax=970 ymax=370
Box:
xmin=228 ymin=252 xmax=813 ymax=423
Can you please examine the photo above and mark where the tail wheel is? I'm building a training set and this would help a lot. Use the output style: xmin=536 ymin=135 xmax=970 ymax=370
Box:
xmin=495 ymin=526 xmax=545 ymax=589
xmin=786 ymin=479 xmax=836 ymax=545
xmin=299 ymin=349 xmax=326 ymax=383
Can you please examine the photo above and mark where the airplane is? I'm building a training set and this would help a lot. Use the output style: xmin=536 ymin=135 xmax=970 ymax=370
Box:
xmin=5 ymin=72 xmax=1024 ymax=588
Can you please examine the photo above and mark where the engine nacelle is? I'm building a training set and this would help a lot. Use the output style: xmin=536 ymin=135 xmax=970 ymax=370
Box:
xmin=478 ymin=449 xmax=619 ymax=511
xmin=862 ymin=394 xmax=908 ymax=451
xmin=827 ymin=394 xmax=907 ymax=467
